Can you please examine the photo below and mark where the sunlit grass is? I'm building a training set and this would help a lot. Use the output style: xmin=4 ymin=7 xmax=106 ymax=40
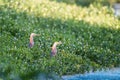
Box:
xmin=3 ymin=0 xmax=120 ymax=29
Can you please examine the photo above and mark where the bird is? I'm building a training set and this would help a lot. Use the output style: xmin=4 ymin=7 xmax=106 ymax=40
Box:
xmin=29 ymin=33 xmax=40 ymax=48
xmin=51 ymin=41 xmax=62 ymax=56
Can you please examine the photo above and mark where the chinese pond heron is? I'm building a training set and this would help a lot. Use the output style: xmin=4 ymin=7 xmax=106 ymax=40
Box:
xmin=51 ymin=41 xmax=62 ymax=56
xmin=29 ymin=33 xmax=40 ymax=48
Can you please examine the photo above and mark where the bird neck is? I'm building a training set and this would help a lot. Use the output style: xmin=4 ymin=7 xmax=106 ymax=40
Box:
xmin=30 ymin=36 xmax=34 ymax=43
xmin=52 ymin=44 xmax=57 ymax=49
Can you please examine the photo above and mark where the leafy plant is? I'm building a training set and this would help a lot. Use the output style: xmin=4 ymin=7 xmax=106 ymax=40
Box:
xmin=0 ymin=0 xmax=120 ymax=79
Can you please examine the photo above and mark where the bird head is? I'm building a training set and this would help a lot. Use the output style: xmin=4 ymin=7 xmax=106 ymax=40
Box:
xmin=52 ymin=41 xmax=62 ymax=49
xmin=55 ymin=41 xmax=62 ymax=45
xmin=30 ymin=33 xmax=40 ymax=37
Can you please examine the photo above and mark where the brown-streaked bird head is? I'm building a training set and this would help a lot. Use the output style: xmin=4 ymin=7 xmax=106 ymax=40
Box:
xmin=29 ymin=33 xmax=40 ymax=48
xmin=51 ymin=41 xmax=62 ymax=56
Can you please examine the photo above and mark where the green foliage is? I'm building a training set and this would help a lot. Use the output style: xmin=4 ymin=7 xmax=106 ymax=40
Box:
xmin=0 ymin=0 xmax=120 ymax=79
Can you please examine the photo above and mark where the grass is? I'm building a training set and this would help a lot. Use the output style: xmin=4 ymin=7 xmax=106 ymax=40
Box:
xmin=0 ymin=0 xmax=120 ymax=79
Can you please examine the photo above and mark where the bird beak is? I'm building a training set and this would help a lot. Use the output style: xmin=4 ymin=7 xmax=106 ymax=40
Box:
xmin=35 ymin=34 xmax=40 ymax=36
xmin=58 ymin=41 xmax=62 ymax=44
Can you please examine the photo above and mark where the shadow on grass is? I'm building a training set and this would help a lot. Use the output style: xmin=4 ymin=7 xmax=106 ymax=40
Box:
xmin=0 ymin=4 xmax=120 ymax=80
xmin=49 ymin=0 xmax=95 ymax=7
xmin=49 ymin=0 xmax=110 ymax=7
